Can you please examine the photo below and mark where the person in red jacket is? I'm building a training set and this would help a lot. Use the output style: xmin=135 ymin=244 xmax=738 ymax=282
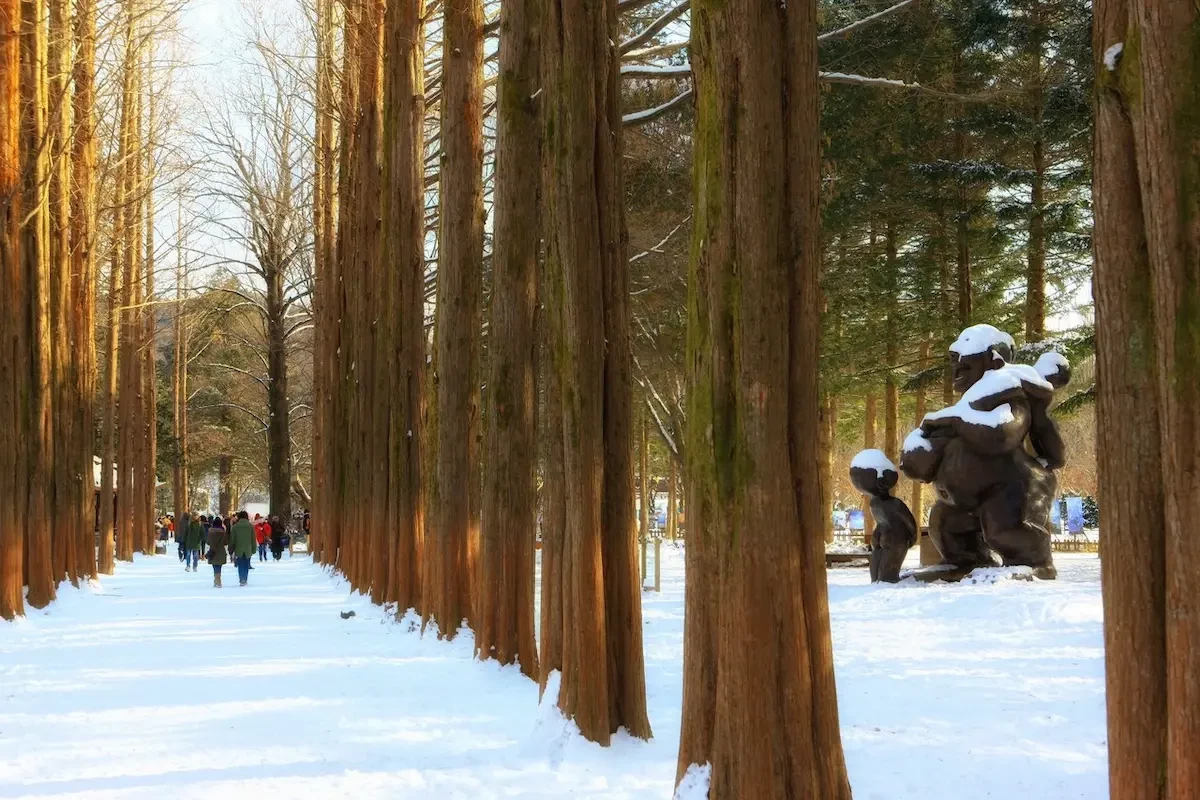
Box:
xmin=254 ymin=514 xmax=270 ymax=562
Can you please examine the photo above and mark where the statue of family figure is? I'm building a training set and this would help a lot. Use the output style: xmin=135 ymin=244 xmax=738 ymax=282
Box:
xmin=851 ymin=324 xmax=1070 ymax=582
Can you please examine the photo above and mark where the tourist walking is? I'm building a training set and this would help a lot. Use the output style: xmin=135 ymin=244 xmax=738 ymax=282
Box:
xmin=206 ymin=517 xmax=229 ymax=588
xmin=230 ymin=511 xmax=256 ymax=586
xmin=254 ymin=515 xmax=270 ymax=562
xmin=177 ymin=511 xmax=190 ymax=562
xmin=184 ymin=514 xmax=205 ymax=572
xmin=269 ymin=515 xmax=286 ymax=561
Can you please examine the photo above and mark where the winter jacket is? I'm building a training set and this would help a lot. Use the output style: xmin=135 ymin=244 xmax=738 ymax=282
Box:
xmin=230 ymin=519 xmax=257 ymax=559
xmin=206 ymin=526 xmax=229 ymax=565
xmin=184 ymin=521 xmax=205 ymax=550
xmin=269 ymin=519 xmax=285 ymax=551
xmin=254 ymin=522 xmax=270 ymax=545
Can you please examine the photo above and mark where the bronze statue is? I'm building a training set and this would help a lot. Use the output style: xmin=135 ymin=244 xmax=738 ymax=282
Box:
xmin=850 ymin=450 xmax=917 ymax=583
xmin=899 ymin=324 xmax=1070 ymax=579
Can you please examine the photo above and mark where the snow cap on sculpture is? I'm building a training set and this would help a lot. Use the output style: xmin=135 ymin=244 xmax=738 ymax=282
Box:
xmin=949 ymin=323 xmax=1015 ymax=360
xmin=849 ymin=448 xmax=898 ymax=495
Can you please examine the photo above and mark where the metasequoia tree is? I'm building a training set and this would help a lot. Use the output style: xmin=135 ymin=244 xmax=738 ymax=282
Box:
xmin=427 ymin=0 xmax=484 ymax=637
xmin=0 ymin=0 xmax=23 ymax=618
xmin=70 ymin=0 xmax=98 ymax=581
xmin=378 ymin=0 xmax=426 ymax=611
xmin=541 ymin=0 xmax=651 ymax=743
xmin=20 ymin=0 xmax=56 ymax=608
xmin=676 ymin=0 xmax=851 ymax=794
xmin=476 ymin=0 xmax=539 ymax=676
xmin=1093 ymin=0 xmax=1199 ymax=797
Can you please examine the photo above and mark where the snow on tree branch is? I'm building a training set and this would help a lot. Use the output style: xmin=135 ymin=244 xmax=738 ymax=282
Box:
xmin=622 ymin=88 xmax=694 ymax=127
xmin=817 ymin=0 xmax=919 ymax=43
xmin=620 ymin=63 xmax=691 ymax=79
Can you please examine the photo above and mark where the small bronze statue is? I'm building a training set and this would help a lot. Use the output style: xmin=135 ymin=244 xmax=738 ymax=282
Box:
xmin=900 ymin=324 xmax=1070 ymax=579
xmin=850 ymin=450 xmax=917 ymax=583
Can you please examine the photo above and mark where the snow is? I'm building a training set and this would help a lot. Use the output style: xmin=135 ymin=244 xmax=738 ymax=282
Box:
xmin=924 ymin=362 xmax=1053 ymax=429
xmin=0 ymin=548 xmax=1108 ymax=799
xmin=851 ymin=448 xmax=897 ymax=477
xmin=1036 ymin=351 xmax=1070 ymax=380
xmin=902 ymin=427 xmax=933 ymax=453
xmin=673 ymin=763 xmax=711 ymax=799
xmin=949 ymin=323 xmax=1015 ymax=357
xmin=1103 ymin=43 xmax=1123 ymax=71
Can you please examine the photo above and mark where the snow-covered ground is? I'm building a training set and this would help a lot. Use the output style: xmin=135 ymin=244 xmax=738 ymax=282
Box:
xmin=0 ymin=547 xmax=1107 ymax=799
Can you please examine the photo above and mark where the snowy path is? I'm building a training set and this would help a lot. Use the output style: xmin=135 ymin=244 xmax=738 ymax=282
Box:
xmin=0 ymin=550 xmax=1108 ymax=799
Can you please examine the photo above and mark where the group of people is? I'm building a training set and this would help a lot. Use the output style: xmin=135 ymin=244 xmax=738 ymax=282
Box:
xmin=175 ymin=511 xmax=288 ymax=588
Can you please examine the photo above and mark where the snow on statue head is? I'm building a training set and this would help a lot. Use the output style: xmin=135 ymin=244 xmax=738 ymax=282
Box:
xmin=848 ymin=449 xmax=915 ymax=583
xmin=896 ymin=323 xmax=1070 ymax=581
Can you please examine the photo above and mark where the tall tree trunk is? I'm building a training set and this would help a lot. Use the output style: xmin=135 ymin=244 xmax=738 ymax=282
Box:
xmin=884 ymin=221 xmax=899 ymax=464
xmin=862 ymin=392 xmax=877 ymax=543
xmin=0 ymin=0 xmax=25 ymax=618
xmin=218 ymin=453 xmax=233 ymax=517
xmin=911 ymin=337 xmax=929 ymax=526
xmin=172 ymin=199 xmax=186 ymax=528
xmin=1094 ymin=1 xmax=1200 ymax=797
xmin=114 ymin=6 xmax=137 ymax=563
xmin=667 ymin=456 xmax=677 ymax=542
xmin=22 ymin=0 xmax=55 ymax=608
xmin=266 ymin=261 xmax=292 ymax=527
xmin=71 ymin=0 xmax=98 ymax=581
xmin=477 ymin=0 xmax=539 ymax=677
xmin=542 ymin=0 xmax=650 ymax=742
xmin=49 ymin=0 xmax=75 ymax=585
xmin=639 ymin=415 xmax=649 ymax=546
xmin=430 ymin=0 xmax=484 ymax=636
xmin=141 ymin=78 xmax=157 ymax=555
xmin=1024 ymin=1 xmax=1046 ymax=342
xmin=311 ymin=0 xmax=335 ymax=566
xmin=380 ymin=0 xmax=425 ymax=610
xmin=677 ymin=0 xmax=851 ymax=792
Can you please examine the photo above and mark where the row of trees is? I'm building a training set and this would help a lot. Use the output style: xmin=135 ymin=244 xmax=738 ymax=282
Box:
xmin=0 ymin=0 xmax=176 ymax=617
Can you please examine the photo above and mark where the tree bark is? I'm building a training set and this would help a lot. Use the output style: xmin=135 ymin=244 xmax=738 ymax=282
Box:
xmin=71 ymin=0 xmax=98 ymax=581
xmin=21 ymin=0 xmax=55 ymax=608
xmin=49 ymin=0 xmax=75 ymax=584
xmin=477 ymin=0 xmax=539 ymax=677
xmin=911 ymin=337 xmax=929 ymax=526
xmin=1093 ymin=1 xmax=1200 ymax=797
xmin=430 ymin=0 xmax=485 ymax=636
xmin=677 ymin=0 xmax=851 ymax=792
xmin=667 ymin=456 xmax=677 ymax=542
xmin=542 ymin=0 xmax=650 ymax=742
xmin=1024 ymin=1 xmax=1046 ymax=343
xmin=0 ymin=0 xmax=24 ymax=618
xmin=141 ymin=78 xmax=157 ymax=555
xmin=114 ymin=8 xmax=137 ymax=563
xmin=862 ymin=391 xmax=877 ymax=542
xmin=380 ymin=0 xmax=426 ymax=611
xmin=172 ymin=199 xmax=187 ymax=530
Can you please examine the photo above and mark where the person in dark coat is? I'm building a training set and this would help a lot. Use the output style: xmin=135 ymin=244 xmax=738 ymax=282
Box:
xmin=183 ymin=514 xmax=205 ymax=572
xmin=230 ymin=511 xmax=256 ymax=586
xmin=206 ymin=518 xmax=229 ymax=588
xmin=269 ymin=516 xmax=285 ymax=561
xmin=177 ymin=512 xmax=190 ymax=562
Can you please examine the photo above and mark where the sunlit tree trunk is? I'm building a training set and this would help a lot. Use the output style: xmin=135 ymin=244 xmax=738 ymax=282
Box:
xmin=429 ymin=0 xmax=484 ymax=636
xmin=71 ymin=0 xmax=97 ymax=581
xmin=541 ymin=0 xmax=650 ymax=743
xmin=861 ymin=391 xmax=876 ymax=542
xmin=311 ymin=0 xmax=334 ymax=565
xmin=114 ymin=3 xmax=137 ymax=562
xmin=141 ymin=74 xmax=157 ymax=555
xmin=911 ymin=337 xmax=929 ymax=526
xmin=171 ymin=199 xmax=187 ymax=528
xmin=0 ymin=0 xmax=25 ymax=618
xmin=49 ymin=0 xmax=75 ymax=584
xmin=677 ymin=0 xmax=851 ymax=792
xmin=380 ymin=0 xmax=425 ymax=610
xmin=477 ymin=0 xmax=539 ymax=676
xmin=21 ymin=0 xmax=55 ymax=608
xmin=1094 ymin=1 xmax=1200 ymax=797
